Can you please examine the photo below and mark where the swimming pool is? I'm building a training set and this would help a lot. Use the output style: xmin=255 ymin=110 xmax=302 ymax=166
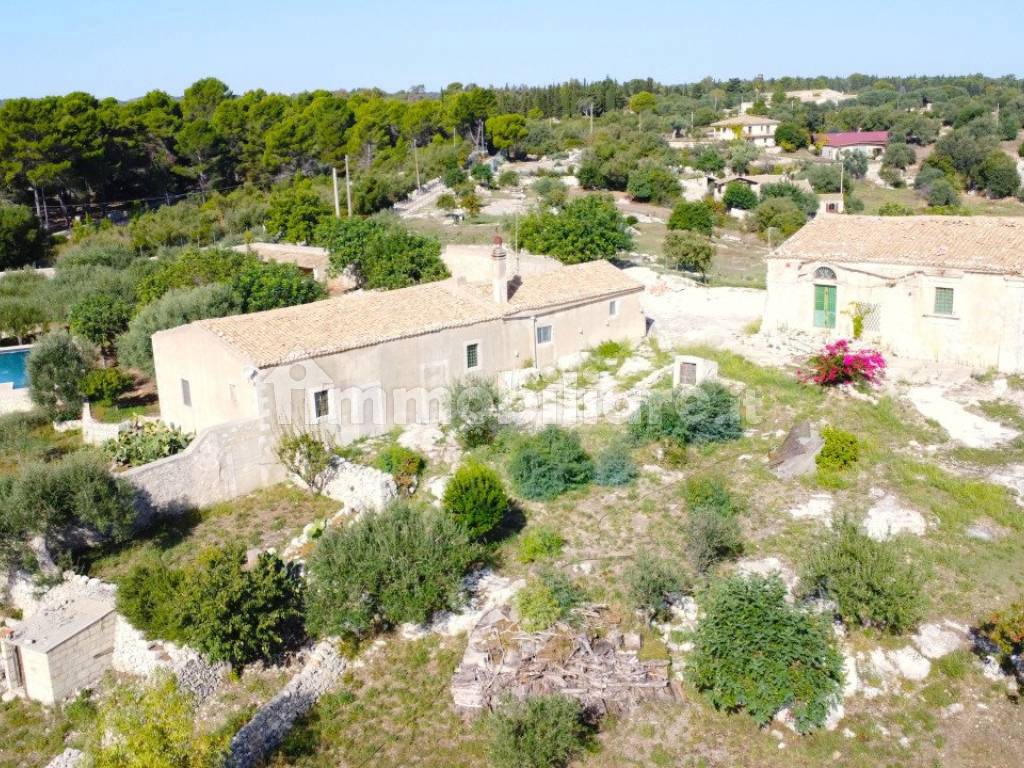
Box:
xmin=0 ymin=349 xmax=30 ymax=389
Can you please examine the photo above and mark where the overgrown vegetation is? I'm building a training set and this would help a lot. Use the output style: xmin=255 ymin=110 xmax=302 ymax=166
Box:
xmin=105 ymin=421 xmax=193 ymax=468
xmin=442 ymin=461 xmax=508 ymax=540
xmin=507 ymin=426 xmax=593 ymax=500
xmin=628 ymin=381 xmax=742 ymax=446
xmin=486 ymin=695 xmax=592 ymax=768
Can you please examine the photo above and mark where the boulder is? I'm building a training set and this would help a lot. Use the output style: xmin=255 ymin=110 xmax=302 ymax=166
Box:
xmin=768 ymin=422 xmax=823 ymax=480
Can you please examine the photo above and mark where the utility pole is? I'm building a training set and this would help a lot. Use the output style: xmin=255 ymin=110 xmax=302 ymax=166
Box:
xmin=413 ymin=140 xmax=421 ymax=188
xmin=344 ymin=155 xmax=353 ymax=217
xmin=331 ymin=167 xmax=341 ymax=218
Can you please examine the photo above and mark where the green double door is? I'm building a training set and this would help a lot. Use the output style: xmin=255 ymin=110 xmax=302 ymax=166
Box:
xmin=814 ymin=284 xmax=837 ymax=329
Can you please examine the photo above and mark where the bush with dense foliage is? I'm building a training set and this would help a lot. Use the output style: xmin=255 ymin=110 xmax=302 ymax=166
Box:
xmin=0 ymin=202 xmax=46 ymax=269
xmin=667 ymin=199 xmax=714 ymax=235
xmin=978 ymin=150 xmax=1021 ymax=198
xmin=9 ymin=450 xmax=136 ymax=544
xmin=0 ymin=296 xmax=47 ymax=344
xmin=626 ymin=162 xmax=680 ymax=205
xmin=316 ymin=217 xmax=449 ymax=289
xmin=533 ymin=176 xmax=568 ymax=209
xmin=800 ymin=520 xmax=924 ymax=634
xmin=442 ymin=461 xmax=508 ymax=539
xmin=276 ymin=430 xmax=335 ymax=493
xmin=486 ymin=695 xmax=591 ymax=768
xmin=878 ymin=201 xmax=916 ymax=216
xmin=684 ymin=475 xmax=743 ymax=518
xmin=89 ymin=674 xmax=227 ymax=768
xmin=27 ymin=330 xmax=91 ymax=420
xmin=228 ymin=258 xmax=326 ymax=313
xmin=752 ymin=197 xmax=806 ymax=238
xmin=516 ymin=195 xmax=632 ymax=263
xmin=117 ymin=544 xmax=305 ymax=667
xmin=507 ymin=426 xmax=593 ymax=500
xmin=593 ymin=440 xmax=637 ymax=486
xmin=689 ymin=575 xmax=844 ymax=732
xmin=117 ymin=283 xmax=237 ymax=375
xmin=517 ymin=526 xmax=565 ymax=563
xmin=760 ymin=181 xmax=819 ymax=216
xmin=79 ymin=367 xmax=134 ymax=405
xmin=374 ymin=443 xmax=426 ymax=495
xmin=68 ymin=294 xmax=134 ymax=356
xmin=815 ymin=426 xmax=860 ymax=472
xmin=266 ymin=180 xmax=332 ymax=242
xmin=105 ymin=421 xmax=193 ymax=468
xmin=722 ymin=181 xmax=758 ymax=210
xmin=685 ymin=505 xmax=743 ymax=574
xmin=626 ymin=553 xmax=689 ymax=621
xmin=663 ymin=230 xmax=715 ymax=280
xmin=774 ymin=122 xmax=811 ymax=151
xmin=304 ymin=501 xmax=480 ymax=640
xmin=445 ymin=377 xmax=503 ymax=448
xmin=980 ymin=598 xmax=1024 ymax=661
xmin=628 ymin=381 xmax=742 ymax=447
xmin=515 ymin=570 xmax=583 ymax=631
xmin=800 ymin=339 xmax=886 ymax=386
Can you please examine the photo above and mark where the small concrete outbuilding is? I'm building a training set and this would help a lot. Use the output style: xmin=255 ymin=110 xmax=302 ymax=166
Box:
xmin=1 ymin=590 xmax=116 ymax=705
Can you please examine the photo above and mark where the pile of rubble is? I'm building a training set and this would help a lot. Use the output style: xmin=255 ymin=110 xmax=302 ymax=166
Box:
xmin=450 ymin=605 xmax=674 ymax=716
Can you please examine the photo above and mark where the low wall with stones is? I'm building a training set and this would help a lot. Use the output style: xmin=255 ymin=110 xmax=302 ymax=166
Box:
xmin=124 ymin=417 xmax=285 ymax=521
xmin=224 ymin=640 xmax=347 ymax=768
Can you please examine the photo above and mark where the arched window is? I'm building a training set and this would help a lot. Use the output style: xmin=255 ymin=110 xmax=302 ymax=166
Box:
xmin=814 ymin=266 xmax=837 ymax=281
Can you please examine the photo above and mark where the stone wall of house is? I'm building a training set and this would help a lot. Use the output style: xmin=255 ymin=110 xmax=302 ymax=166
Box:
xmin=123 ymin=417 xmax=285 ymax=522
xmin=39 ymin=611 xmax=117 ymax=705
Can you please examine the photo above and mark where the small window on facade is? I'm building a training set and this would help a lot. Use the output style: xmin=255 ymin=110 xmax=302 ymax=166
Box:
xmin=181 ymin=379 xmax=191 ymax=407
xmin=814 ymin=266 xmax=837 ymax=281
xmin=536 ymin=325 xmax=552 ymax=344
xmin=609 ymin=300 xmax=619 ymax=317
xmin=934 ymin=287 xmax=955 ymax=316
xmin=313 ymin=389 xmax=329 ymax=419
xmin=466 ymin=343 xmax=480 ymax=370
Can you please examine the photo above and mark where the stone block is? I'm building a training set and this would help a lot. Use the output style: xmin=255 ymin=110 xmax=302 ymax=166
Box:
xmin=671 ymin=355 xmax=718 ymax=389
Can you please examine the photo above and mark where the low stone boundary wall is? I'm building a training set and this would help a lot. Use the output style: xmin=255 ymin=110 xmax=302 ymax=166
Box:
xmin=123 ymin=418 xmax=285 ymax=521
xmin=224 ymin=640 xmax=347 ymax=768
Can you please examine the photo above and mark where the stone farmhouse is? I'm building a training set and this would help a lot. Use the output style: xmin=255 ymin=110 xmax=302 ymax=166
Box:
xmin=816 ymin=130 xmax=890 ymax=160
xmin=762 ymin=215 xmax=1024 ymax=372
xmin=708 ymin=114 xmax=779 ymax=147
xmin=153 ymin=243 xmax=647 ymax=439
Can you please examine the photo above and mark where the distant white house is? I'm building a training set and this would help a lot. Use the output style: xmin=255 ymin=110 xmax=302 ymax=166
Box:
xmin=816 ymin=131 xmax=889 ymax=161
xmin=709 ymin=114 xmax=779 ymax=148
xmin=707 ymin=174 xmax=813 ymax=201
xmin=785 ymin=89 xmax=855 ymax=105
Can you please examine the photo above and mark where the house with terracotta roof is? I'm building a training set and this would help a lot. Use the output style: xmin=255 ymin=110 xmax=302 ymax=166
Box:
xmin=152 ymin=242 xmax=647 ymax=437
xmin=816 ymin=131 xmax=889 ymax=160
xmin=762 ymin=215 xmax=1024 ymax=372
xmin=709 ymin=114 xmax=780 ymax=147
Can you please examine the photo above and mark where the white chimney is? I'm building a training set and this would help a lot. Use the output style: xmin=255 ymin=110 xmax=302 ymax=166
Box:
xmin=491 ymin=235 xmax=508 ymax=305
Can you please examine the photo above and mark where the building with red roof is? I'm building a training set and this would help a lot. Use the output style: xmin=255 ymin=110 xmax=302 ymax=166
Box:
xmin=816 ymin=130 xmax=889 ymax=160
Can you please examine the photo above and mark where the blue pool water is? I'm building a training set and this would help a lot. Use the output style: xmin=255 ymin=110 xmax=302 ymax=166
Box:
xmin=0 ymin=349 xmax=30 ymax=389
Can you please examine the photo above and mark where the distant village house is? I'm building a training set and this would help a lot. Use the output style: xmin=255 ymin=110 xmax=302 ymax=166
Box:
xmin=709 ymin=114 xmax=779 ymax=147
xmin=816 ymin=131 xmax=889 ymax=160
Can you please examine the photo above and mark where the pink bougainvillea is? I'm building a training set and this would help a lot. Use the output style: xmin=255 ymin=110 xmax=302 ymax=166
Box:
xmin=800 ymin=339 xmax=886 ymax=386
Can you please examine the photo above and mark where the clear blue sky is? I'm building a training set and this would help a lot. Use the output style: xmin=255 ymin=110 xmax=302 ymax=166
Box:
xmin=1 ymin=0 xmax=1017 ymax=99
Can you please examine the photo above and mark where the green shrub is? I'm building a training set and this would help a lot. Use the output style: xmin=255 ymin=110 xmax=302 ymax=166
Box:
xmin=980 ymin=599 xmax=1024 ymax=660
xmin=816 ymin=426 xmax=860 ymax=472
xmin=442 ymin=462 xmax=508 ymax=539
xmin=266 ymin=180 xmax=331 ymax=242
xmin=79 ymin=367 xmax=134 ymax=405
xmin=498 ymin=169 xmax=520 ymax=188
xmin=374 ymin=443 xmax=426 ymax=495
xmin=515 ymin=570 xmax=583 ymax=632
xmin=446 ymin=377 xmax=503 ymax=448
xmin=0 ymin=203 xmax=47 ymax=269
xmin=276 ymin=430 xmax=335 ymax=494
xmin=118 ymin=545 xmax=305 ymax=667
xmin=800 ymin=520 xmax=924 ymax=634
xmin=685 ymin=506 xmax=743 ymax=574
xmin=517 ymin=526 xmax=565 ymax=563
xmin=105 ymin=421 xmax=193 ymax=468
xmin=28 ymin=330 xmax=91 ymax=420
xmin=625 ymin=553 xmax=689 ymax=621
xmin=667 ymin=199 xmax=714 ymax=235
xmin=684 ymin=475 xmax=742 ymax=517
xmin=593 ymin=441 xmax=637 ymax=486
xmin=689 ymin=575 xmax=844 ymax=733
xmin=507 ymin=426 xmax=593 ymax=500
xmin=486 ymin=695 xmax=590 ymax=768
xmin=12 ymin=450 xmax=136 ymax=544
xmin=305 ymin=501 xmax=480 ymax=640
xmin=629 ymin=381 xmax=742 ymax=447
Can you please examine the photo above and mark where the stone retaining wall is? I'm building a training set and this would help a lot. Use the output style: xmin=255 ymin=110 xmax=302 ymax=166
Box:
xmin=224 ymin=640 xmax=347 ymax=768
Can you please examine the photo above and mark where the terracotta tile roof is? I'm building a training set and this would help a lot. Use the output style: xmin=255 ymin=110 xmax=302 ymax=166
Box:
xmin=711 ymin=114 xmax=780 ymax=127
xmin=194 ymin=260 xmax=642 ymax=367
xmin=771 ymin=215 xmax=1024 ymax=274
xmin=815 ymin=131 xmax=889 ymax=148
